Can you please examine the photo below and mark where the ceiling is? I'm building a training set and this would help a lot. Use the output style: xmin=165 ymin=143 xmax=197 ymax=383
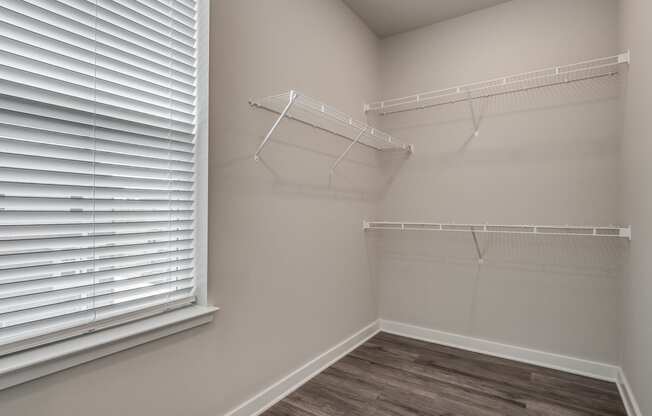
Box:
xmin=343 ymin=0 xmax=512 ymax=38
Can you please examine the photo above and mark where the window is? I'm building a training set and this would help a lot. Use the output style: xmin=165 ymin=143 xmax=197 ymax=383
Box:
xmin=0 ymin=0 xmax=205 ymax=357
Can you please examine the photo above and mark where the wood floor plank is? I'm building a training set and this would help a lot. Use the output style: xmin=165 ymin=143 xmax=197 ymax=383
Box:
xmin=284 ymin=378 xmax=375 ymax=416
xmin=374 ymin=333 xmax=620 ymax=395
xmin=373 ymin=332 xmax=616 ymax=396
xmin=332 ymin=356 xmax=534 ymax=416
xmin=264 ymin=401 xmax=319 ymax=416
xmin=261 ymin=333 xmax=627 ymax=416
xmin=353 ymin=338 xmax=623 ymax=415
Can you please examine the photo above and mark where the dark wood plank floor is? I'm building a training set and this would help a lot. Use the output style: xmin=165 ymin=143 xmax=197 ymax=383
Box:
xmin=262 ymin=332 xmax=627 ymax=416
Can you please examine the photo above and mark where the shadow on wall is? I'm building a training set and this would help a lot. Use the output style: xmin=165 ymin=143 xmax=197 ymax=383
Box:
xmin=373 ymin=230 xmax=627 ymax=278
xmin=371 ymin=230 xmax=627 ymax=360
xmin=214 ymin=104 xmax=412 ymax=203
xmin=373 ymin=74 xmax=622 ymax=221
xmin=370 ymin=76 xmax=622 ymax=207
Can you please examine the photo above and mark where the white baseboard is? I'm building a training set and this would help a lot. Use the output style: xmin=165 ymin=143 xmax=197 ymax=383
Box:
xmin=224 ymin=320 xmax=380 ymax=416
xmin=379 ymin=319 xmax=620 ymax=382
xmin=617 ymin=369 xmax=643 ymax=416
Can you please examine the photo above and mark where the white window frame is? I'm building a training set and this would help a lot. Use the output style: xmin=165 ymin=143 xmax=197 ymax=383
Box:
xmin=0 ymin=0 xmax=216 ymax=391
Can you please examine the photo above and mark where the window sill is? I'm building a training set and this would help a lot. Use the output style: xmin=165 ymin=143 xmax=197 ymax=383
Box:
xmin=0 ymin=305 xmax=219 ymax=391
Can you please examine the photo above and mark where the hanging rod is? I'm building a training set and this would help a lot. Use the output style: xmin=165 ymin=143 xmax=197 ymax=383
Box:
xmin=365 ymin=52 xmax=630 ymax=115
xmin=249 ymin=90 xmax=414 ymax=162
xmin=363 ymin=221 xmax=632 ymax=240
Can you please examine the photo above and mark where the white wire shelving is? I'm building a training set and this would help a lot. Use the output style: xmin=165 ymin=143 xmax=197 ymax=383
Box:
xmin=249 ymin=90 xmax=413 ymax=171
xmin=365 ymin=52 xmax=630 ymax=115
xmin=364 ymin=221 xmax=630 ymax=264
xmin=363 ymin=221 xmax=632 ymax=240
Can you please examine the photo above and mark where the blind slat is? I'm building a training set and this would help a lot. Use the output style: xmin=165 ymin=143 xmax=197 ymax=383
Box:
xmin=0 ymin=60 xmax=196 ymax=119
xmin=0 ymin=259 xmax=194 ymax=286
xmin=1 ymin=251 xmax=195 ymax=285
xmin=0 ymin=80 xmax=196 ymax=132
xmin=0 ymin=21 xmax=196 ymax=95
xmin=0 ymin=110 xmax=195 ymax=152
xmin=0 ymin=34 xmax=196 ymax=103
xmin=0 ymin=181 xmax=194 ymax=201
xmin=0 ymin=272 xmax=194 ymax=312
xmin=1 ymin=2 xmax=197 ymax=72
xmin=0 ymin=230 xmax=194 ymax=254
xmin=0 ymin=282 xmax=195 ymax=328
xmin=0 ymin=295 xmax=195 ymax=356
xmin=0 ymin=211 xmax=195 ymax=225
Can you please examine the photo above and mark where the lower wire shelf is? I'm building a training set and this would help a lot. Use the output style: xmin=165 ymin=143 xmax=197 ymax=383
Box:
xmin=363 ymin=221 xmax=631 ymax=240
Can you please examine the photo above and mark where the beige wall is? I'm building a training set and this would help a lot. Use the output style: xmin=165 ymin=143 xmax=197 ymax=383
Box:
xmin=373 ymin=0 xmax=626 ymax=363
xmin=0 ymin=1 xmax=383 ymax=415
xmin=619 ymin=0 xmax=652 ymax=413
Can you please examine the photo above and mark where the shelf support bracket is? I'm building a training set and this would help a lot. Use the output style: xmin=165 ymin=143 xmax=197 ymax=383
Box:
xmin=471 ymin=230 xmax=484 ymax=264
xmin=330 ymin=127 xmax=368 ymax=175
xmin=466 ymin=91 xmax=480 ymax=137
xmin=254 ymin=90 xmax=298 ymax=161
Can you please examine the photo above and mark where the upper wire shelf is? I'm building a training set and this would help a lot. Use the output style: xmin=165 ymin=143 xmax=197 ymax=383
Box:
xmin=365 ymin=52 xmax=630 ymax=115
xmin=250 ymin=90 xmax=413 ymax=167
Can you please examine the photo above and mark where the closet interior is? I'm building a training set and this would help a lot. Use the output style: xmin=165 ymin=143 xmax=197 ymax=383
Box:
xmin=0 ymin=1 xmax=650 ymax=416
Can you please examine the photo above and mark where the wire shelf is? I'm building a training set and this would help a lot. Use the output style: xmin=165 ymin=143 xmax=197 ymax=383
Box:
xmin=365 ymin=52 xmax=630 ymax=115
xmin=250 ymin=90 xmax=413 ymax=155
xmin=364 ymin=221 xmax=631 ymax=240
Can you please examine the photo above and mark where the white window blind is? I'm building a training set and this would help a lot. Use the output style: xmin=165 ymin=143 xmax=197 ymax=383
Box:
xmin=0 ymin=0 xmax=199 ymax=355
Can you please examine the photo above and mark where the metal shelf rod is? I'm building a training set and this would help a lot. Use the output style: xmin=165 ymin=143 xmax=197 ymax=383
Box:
xmin=254 ymin=90 xmax=297 ymax=161
xmin=365 ymin=52 xmax=630 ymax=115
xmin=363 ymin=221 xmax=632 ymax=240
